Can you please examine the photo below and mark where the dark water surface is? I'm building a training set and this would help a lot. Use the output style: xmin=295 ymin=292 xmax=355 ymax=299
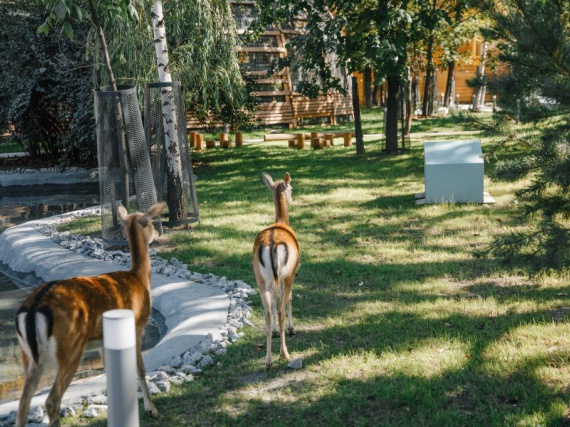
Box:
xmin=0 ymin=192 xmax=161 ymax=403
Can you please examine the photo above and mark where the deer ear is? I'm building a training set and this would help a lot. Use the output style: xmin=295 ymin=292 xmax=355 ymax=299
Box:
xmin=117 ymin=205 xmax=129 ymax=224
xmin=146 ymin=202 xmax=166 ymax=220
xmin=262 ymin=172 xmax=275 ymax=190
xmin=284 ymin=172 xmax=291 ymax=185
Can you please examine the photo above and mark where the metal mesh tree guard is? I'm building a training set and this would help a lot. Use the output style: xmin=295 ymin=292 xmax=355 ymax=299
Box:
xmin=94 ymin=85 xmax=161 ymax=244
xmin=145 ymin=82 xmax=199 ymax=227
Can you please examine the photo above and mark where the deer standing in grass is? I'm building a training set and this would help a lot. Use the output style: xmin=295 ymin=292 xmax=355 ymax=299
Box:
xmin=253 ymin=172 xmax=300 ymax=369
xmin=15 ymin=202 xmax=165 ymax=427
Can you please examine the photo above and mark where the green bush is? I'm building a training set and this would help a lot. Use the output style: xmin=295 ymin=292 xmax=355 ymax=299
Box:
xmin=0 ymin=1 xmax=96 ymax=167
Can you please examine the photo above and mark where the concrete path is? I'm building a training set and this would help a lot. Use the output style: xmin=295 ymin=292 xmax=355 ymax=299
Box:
xmin=0 ymin=211 xmax=230 ymax=418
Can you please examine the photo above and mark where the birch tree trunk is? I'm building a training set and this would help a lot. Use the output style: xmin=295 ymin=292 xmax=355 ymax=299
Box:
xmin=152 ymin=0 xmax=186 ymax=222
xmin=444 ymin=61 xmax=456 ymax=107
xmin=473 ymin=40 xmax=488 ymax=112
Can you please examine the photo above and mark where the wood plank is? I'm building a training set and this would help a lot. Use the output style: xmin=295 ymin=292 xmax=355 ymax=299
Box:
xmin=251 ymin=90 xmax=292 ymax=96
xmin=237 ymin=46 xmax=287 ymax=53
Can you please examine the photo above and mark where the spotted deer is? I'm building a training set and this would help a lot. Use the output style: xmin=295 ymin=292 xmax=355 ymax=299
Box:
xmin=253 ymin=172 xmax=300 ymax=368
xmin=15 ymin=202 xmax=165 ymax=427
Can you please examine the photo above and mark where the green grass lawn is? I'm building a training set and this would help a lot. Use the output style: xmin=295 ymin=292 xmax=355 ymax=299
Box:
xmin=0 ymin=135 xmax=22 ymax=155
xmin=67 ymin=111 xmax=570 ymax=426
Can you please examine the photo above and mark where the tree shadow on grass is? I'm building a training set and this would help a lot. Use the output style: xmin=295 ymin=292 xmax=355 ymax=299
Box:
xmin=77 ymin=282 xmax=570 ymax=427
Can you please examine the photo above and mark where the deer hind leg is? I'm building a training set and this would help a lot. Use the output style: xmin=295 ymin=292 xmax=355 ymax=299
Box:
xmin=271 ymin=286 xmax=279 ymax=338
xmin=284 ymin=275 xmax=295 ymax=336
xmin=16 ymin=353 xmax=44 ymax=427
xmin=45 ymin=342 xmax=86 ymax=427
xmin=259 ymin=285 xmax=274 ymax=369
xmin=278 ymin=279 xmax=291 ymax=361
xmin=136 ymin=329 xmax=159 ymax=418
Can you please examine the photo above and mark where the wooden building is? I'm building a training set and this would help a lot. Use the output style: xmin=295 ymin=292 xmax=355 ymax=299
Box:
xmin=229 ymin=1 xmax=353 ymax=128
xmin=355 ymin=37 xmax=503 ymax=107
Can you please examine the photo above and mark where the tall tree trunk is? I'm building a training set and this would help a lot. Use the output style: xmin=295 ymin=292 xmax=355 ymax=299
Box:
xmin=385 ymin=76 xmax=399 ymax=154
xmin=152 ymin=0 xmax=186 ymax=222
xmin=404 ymin=68 xmax=412 ymax=136
xmin=473 ymin=40 xmax=488 ymax=112
xmin=89 ymin=0 xmax=125 ymax=229
xmin=87 ymin=0 xmax=116 ymax=91
xmin=422 ymin=30 xmax=435 ymax=116
xmin=364 ymin=67 xmax=373 ymax=108
xmin=372 ymin=83 xmax=381 ymax=106
xmin=478 ymin=41 xmax=488 ymax=108
xmin=412 ymin=75 xmax=420 ymax=112
xmin=430 ymin=68 xmax=437 ymax=111
xmin=351 ymin=76 xmax=365 ymax=155
xmin=444 ymin=61 xmax=456 ymax=107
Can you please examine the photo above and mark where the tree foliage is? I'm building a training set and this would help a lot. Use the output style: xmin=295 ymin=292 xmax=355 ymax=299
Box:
xmin=475 ymin=0 xmax=570 ymax=272
xmin=0 ymin=0 xmax=95 ymax=167
xmin=86 ymin=0 xmax=254 ymax=128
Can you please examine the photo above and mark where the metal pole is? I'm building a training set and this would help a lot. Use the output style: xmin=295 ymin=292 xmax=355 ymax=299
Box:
xmin=103 ymin=309 xmax=140 ymax=427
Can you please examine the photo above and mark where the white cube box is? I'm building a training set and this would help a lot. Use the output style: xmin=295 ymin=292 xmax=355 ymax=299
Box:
xmin=424 ymin=140 xmax=484 ymax=204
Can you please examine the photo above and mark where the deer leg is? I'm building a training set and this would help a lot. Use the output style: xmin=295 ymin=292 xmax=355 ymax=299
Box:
xmin=136 ymin=331 xmax=159 ymax=418
xmin=284 ymin=276 xmax=295 ymax=336
xmin=271 ymin=286 xmax=279 ymax=338
xmin=16 ymin=353 xmax=44 ymax=427
xmin=45 ymin=347 xmax=84 ymax=427
xmin=260 ymin=287 xmax=274 ymax=369
xmin=278 ymin=286 xmax=291 ymax=361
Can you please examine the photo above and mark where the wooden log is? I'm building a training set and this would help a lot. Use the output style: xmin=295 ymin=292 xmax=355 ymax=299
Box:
xmin=189 ymin=131 xmax=197 ymax=147
xmin=264 ymin=131 xmax=355 ymax=141
xmin=235 ymin=132 xmax=243 ymax=148
xmin=297 ymin=133 xmax=305 ymax=150
xmin=288 ymin=139 xmax=296 ymax=148
xmin=220 ymin=133 xmax=228 ymax=146
xmin=312 ymin=137 xmax=323 ymax=149
xmin=206 ymin=140 xmax=216 ymax=148
xmin=195 ymin=133 xmax=203 ymax=150
xmin=222 ymin=140 xmax=232 ymax=149
xmin=343 ymin=133 xmax=352 ymax=147
xmin=324 ymin=134 xmax=334 ymax=147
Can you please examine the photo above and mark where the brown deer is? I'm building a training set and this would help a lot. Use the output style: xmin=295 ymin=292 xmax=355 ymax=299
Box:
xmin=253 ymin=172 xmax=300 ymax=369
xmin=15 ymin=202 xmax=165 ymax=427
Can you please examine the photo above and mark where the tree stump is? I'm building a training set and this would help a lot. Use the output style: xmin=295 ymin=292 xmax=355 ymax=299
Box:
xmin=324 ymin=134 xmax=334 ymax=147
xmin=343 ymin=133 xmax=352 ymax=147
xmin=288 ymin=139 xmax=296 ymax=148
xmin=189 ymin=131 xmax=197 ymax=147
xmin=297 ymin=133 xmax=305 ymax=149
xmin=312 ymin=137 xmax=323 ymax=149
xmin=195 ymin=133 xmax=203 ymax=150
xmin=206 ymin=140 xmax=216 ymax=148
xmin=235 ymin=132 xmax=243 ymax=148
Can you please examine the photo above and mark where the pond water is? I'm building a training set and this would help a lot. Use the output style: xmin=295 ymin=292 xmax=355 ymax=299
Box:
xmin=0 ymin=188 xmax=161 ymax=403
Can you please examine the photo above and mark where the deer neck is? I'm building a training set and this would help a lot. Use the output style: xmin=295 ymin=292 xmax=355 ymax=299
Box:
xmin=274 ymin=191 xmax=290 ymax=226
xmin=127 ymin=223 xmax=151 ymax=281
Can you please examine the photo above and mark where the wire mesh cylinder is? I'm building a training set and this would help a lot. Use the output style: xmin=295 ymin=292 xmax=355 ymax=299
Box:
xmin=145 ymin=82 xmax=199 ymax=227
xmin=94 ymin=85 xmax=161 ymax=244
